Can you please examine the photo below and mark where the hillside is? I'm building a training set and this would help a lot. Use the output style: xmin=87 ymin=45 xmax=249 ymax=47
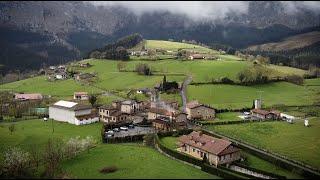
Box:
xmin=247 ymin=31 xmax=320 ymax=51
xmin=1 ymin=1 xmax=320 ymax=72
xmin=0 ymin=40 xmax=311 ymax=110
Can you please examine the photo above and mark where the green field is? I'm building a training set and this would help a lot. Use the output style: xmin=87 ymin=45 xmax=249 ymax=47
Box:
xmin=0 ymin=76 xmax=103 ymax=98
xmin=187 ymin=81 xmax=318 ymax=109
xmin=62 ymin=143 xmax=217 ymax=179
xmin=205 ymin=118 xmax=320 ymax=169
xmin=159 ymin=136 xmax=301 ymax=178
xmin=146 ymin=40 xmax=218 ymax=53
xmin=0 ymin=119 xmax=217 ymax=179
xmin=215 ymin=112 xmax=243 ymax=121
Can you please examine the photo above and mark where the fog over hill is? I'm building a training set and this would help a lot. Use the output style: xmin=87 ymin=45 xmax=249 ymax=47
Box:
xmin=0 ymin=1 xmax=320 ymax=72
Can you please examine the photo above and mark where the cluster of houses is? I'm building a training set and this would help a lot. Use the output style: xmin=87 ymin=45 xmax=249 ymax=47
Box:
xmin=248 ymin=99 xmax=295 ymax=123
xmin=45 ymin=65 xmax=68 ymax=80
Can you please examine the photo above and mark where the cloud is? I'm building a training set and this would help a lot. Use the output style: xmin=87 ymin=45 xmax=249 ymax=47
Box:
xmin=281 ymin=1 xmax=320 ymax=14
xmin=87 ymin=1 xmax=320 ymax=21
xmin=87 ymin=1 xmax=249 ymax=21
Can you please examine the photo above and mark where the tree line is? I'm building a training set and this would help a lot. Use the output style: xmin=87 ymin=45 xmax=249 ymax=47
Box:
xmin=88 ymin=33 xmax=143 ymax=60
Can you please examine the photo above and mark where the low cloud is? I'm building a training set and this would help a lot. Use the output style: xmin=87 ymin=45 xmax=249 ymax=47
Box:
xmin=87 ymin=1 xmax=320 ymax=21
xmin=88 ymin=1 xmax=249 ymax=21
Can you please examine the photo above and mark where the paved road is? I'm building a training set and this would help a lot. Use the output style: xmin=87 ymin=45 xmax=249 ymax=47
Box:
xmin=180 ymin=75 xmax=192 ymax=113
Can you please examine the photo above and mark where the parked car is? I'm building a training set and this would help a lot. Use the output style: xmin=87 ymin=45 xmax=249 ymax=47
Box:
xmin=120 ymin=126 xmax=128 ymax=131
xmin=106 ymin=134 xmax=114 ymax=138
xmin=113 ymin=128 xmax=120 ymax=132
xmin=106 ymin=130 xmax=114 ymax=134
xmin=128 ymin=124 xmax=134 ymax=129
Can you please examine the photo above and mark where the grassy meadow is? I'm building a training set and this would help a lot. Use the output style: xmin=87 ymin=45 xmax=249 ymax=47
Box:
xmin=187 ymin=81 xmax=318 ymax=109
xmin=0 ymin=119 xmax=217 ymax=179
xmin=62 ymin=143 xmax=217 ymax=179
xmin=159 ymin=136 xmax=301 ymax=178
xmin=205 ymin=118 xmax=320 ymax=169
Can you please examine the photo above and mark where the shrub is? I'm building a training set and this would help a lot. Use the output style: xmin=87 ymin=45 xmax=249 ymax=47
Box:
xmin=285 ymin=75 xmax=304 ymax=85
xmin=99 ymin=166 xmax=118 ymax=174
xmin=1 ymin=147 xmax=35 ymax=178
xmin=135 ymin=63 xmax=152 ymax=76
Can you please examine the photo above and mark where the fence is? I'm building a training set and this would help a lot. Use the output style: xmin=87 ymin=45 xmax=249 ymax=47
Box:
xmin=155 ymin=134 xmax=252 ymax=179
xmin=202 ymin=129 xmax=320 ymax=178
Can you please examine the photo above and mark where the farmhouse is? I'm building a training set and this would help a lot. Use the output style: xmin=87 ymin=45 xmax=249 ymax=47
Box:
xmin=120 ymin=100 xmax=143 ymax=114
xmin=49 ymin=100 xmax=98 ymax=125
xmin=188 ymin=54 xmax=205 ymax=60
xmin=55 ymin=72 xmax=68 ymax=80
xmin=148 ymin=107 xmax=174 ymax=120
xmin=177 ymin=131 xmax=241 ymax=167
xmin=14 ymin=93 xmax=43 ymax=101
xmin=173 ymin=113 xmax=188 ymax=130
xmin=98 ymin=105 xmax=131 ymax=124
xmin=75 ymin=73 xmax=95 ymax=81
xmin=152 ymin=117 xmax=172 ymax=132
xmin=152 ymin=113 xmax=187 ymax=132
xmin=73 ymin=92 xmax=89 ymax=100
xmin=186 ymin=101 xmax=215 ymax=120
xmin=250 ymin=109 xmax=280 ymax=120
xmin=79 ymin=62 xmax=91 ymax=68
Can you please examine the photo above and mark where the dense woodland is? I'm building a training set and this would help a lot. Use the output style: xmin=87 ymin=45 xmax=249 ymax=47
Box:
xmin=88 ymin=33 xmax=143 ymax=60
xmin=244 ymin=42 xmax=320 ymax=69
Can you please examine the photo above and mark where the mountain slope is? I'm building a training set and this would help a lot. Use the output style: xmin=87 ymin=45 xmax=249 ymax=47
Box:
xmin=1 ymin=1 xmax=320 ymax=72
xmin=247 ymin=31 xmax=320 ymax=51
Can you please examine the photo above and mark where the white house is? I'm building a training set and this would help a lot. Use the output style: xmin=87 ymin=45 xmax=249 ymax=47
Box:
xmin=73 ymin=92 xmax=89 ymax=100
xmin=49 ymin=100 xmax=98 ymax=125
xmin=55 ymin=72 xmax=67 ymax=80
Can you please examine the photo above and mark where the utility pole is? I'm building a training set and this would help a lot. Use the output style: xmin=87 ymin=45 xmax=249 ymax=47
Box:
xmin=257 ymin=90 xmax=264 ymax=107
xmin=51 ymin=118 xmax=54 ymax=133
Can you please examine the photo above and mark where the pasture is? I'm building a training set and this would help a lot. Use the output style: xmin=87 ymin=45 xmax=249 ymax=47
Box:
xmin=0 ymin=119 xmax=216 ymax=179
xmin=159 ymin=136 xmax=301 ymax=178
xmin=187 ymin=81 xmax=317 ymax=109
xmin=205 ymin=118 xmax=320 ymax=169
xmin=62 ymin=143 xmax=217 ymax=179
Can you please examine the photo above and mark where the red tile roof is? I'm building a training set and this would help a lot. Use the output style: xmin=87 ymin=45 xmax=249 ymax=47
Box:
xmin=186 ymin=100 xmax=200 ymax=109
xmin=251 ymin=108 xmax=271 ymax=116
xmin=149 ymin=107 xmax=174 ymax=116
xmin=178 ymin=131 xmax=238 ymax=156
xmin=15 ymin=93 xmax=43 ymax=100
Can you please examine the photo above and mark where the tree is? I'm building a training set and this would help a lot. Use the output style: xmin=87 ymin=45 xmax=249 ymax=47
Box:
xmin=117 ymin=62 xmax=127 ymax=72
xmin=42 ymin=139 xmax=64 ymax=178
xmin=9 ymin=123 xmax=15 ymax=135
xmin=135 ymin=63 xmax=152 ymax=76
xmin=286 ymin=75 xmax=304 ymax=85
xmin=1 ymin=147 xmax=35 ymax=178
xmin=89 ymin=51 xmax=101 ymax=59
xmin=88 ymin=94 xmax=97 ymax=107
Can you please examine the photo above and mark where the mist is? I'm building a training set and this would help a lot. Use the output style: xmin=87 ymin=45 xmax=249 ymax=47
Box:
xmin=87 ymin=1 xmax=320 ymax=21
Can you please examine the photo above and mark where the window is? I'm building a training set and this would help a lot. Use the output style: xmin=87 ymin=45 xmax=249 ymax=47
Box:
xmin=193 ymin=148 xmax=195 ymax=152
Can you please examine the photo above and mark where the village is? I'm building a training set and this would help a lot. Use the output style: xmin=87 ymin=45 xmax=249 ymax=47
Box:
xmin=10 ymin=80 xmax=308 ymax=173
xmin=1 ymin=40 xmax=319 ymax=179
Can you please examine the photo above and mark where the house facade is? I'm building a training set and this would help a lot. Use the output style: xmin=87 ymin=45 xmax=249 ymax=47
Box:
xmin=178 ymin=131 xmax=241 ymax=166
xmin=120 ymin=100 xmax=142 ymax=114
xmin=98 ymin=105 xmax=130 ymax=124
xmin=14 ymin=93 xmax=43 ymax=101
xmin=49 ymin=100 xmax=98 ymax=125
xmin=251 ymin=109 xmax=280 ymax=120
xmin=73 ymin=92 xmax=89 ymax=100
xmin=186 ymin=101 xmax=215 ymax=120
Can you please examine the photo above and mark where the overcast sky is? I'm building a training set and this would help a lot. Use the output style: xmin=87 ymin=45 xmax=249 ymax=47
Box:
xmin=87 ymin=1 xmax=320 ymax=21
